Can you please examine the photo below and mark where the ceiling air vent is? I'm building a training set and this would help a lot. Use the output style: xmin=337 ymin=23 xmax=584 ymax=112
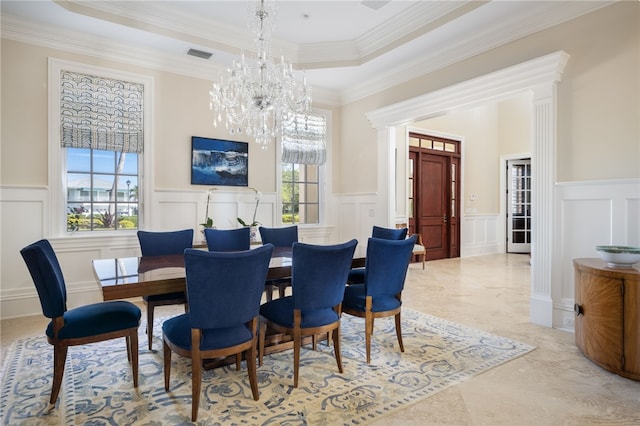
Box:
xmin=187 ymin=48 xmax=213 ymax=60
xmin=360 ymin=1 xmax=390 ymax=11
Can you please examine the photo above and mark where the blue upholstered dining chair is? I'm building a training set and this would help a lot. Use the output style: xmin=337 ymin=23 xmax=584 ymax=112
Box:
xmin=137 ymin=229 xmax=193 ymax=350
xmin=342 ymin=235 xmax=417 ymax=363
xmin=162 ymin=244 xmax=274 ymax=422
xmin=20 ymin=239 xmax=141 ymax=404
xmin=258 ymin=225 xmax=298 ymax=300
xmin=259 ymin=225 xmax=298 ymax=247
xmin=204 ymin=227 xmax=250 ymax=251
xmin=347 ymin=226 xmax=408 ymax=285
xmin=259 ymin=239 xmax=358 ymax=388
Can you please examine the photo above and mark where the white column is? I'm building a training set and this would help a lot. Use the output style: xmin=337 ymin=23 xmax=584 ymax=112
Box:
xmin=375 ymin=127 xmax=394 ymax=227
xmin=529 ymin=84 xmax=557 ymax=327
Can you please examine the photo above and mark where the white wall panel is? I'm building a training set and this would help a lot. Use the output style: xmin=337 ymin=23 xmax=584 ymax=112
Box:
xmin=626 ymin=198 xmax=640 ymax=246
xmin=554 ymin=179 xmax=640 ymax=331
xmin=337 ymin=193 xmax=378 ymax=258
xmin=461 ymin=214 xmax=499 ymax=257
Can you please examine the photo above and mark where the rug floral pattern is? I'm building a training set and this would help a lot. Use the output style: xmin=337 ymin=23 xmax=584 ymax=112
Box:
xmin=1 ymin=309 xmax=534 ymax=425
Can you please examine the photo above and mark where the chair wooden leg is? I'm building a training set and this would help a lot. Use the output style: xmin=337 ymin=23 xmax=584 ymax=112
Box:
xmin=126 ymin=335 xmax=131 ymax=362
xmin=130 ymin=329 xmax=139 ymax=387
xmin=247 ymin=342 xmax=259 ymax=400
xmin=365 ymin=314 xmax=374 ymax=364
xmin=50 ymin=344 xmax=68 ymax=404
xmin=293 ymin=310 xmax=302 ymax=388
xmin=163 ymin=339 xmax=171 ymax=391
xmin=293 ymin=329 xmax=301 ymax=388
xmin=332 ymin=327 xmax=343 ymax=373
xmin=265 ymin=284 xmax=273 ymax=302
xmin=278 ymin=283 xmax=287 ymax=298
xmin=365 ymin=296 xmax=374 ymax=364
xmin=235 ymin=353 xmax=242 ymax=371
xmin=147 ymin=303 xmax=154 ymax=351
xmin=258 ymin=321 xmax=266 ymax=367
xmin=395 ymin=312 xmax=404 ymax=352
xmin=191 ymin=329 xmax=202 ymax=422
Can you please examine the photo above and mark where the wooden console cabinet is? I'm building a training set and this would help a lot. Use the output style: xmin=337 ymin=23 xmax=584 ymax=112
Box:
xmin=573 ymin=258 xmax=639 ymax=381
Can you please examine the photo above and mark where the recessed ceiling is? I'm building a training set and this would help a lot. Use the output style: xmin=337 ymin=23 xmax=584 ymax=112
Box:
xmin=1 ymin=1 xmax=615 ymax=104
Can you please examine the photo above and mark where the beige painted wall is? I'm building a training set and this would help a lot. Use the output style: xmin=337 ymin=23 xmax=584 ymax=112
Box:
xmin=0 ymin=38 xmax=343 ymax=196
xmin=414 ymin=103 xmax=502 ymax=215
xmin=498 ymin=96 xmax=533 ymax=156
xmin=410 ymin=95 xmax=532 ymax=216
xmin=3 ymin=3 xmax=636 ymax=200
xmin=338 ymin=1 xmax=639 ymax=194
xmin=0 ymin=40 xmax=276 ymax=192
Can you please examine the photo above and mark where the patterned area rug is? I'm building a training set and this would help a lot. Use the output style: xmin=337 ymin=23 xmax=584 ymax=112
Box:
xmin=1 ymin=309 xmax=534 ymax=425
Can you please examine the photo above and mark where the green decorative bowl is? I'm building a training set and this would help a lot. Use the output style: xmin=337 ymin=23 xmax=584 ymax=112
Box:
xmin=595 ymin=245 xmax=640 ymax=268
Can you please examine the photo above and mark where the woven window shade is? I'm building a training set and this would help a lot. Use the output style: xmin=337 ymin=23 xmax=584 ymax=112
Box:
xmin=281 ymin=114 xmax=326 ymax=165
xmin=60 ymin=70 xmax=144 ymax=153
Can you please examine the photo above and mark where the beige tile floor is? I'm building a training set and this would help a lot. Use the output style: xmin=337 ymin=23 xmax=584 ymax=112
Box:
xmin=2 ymin=253 xmax=639 ymax=425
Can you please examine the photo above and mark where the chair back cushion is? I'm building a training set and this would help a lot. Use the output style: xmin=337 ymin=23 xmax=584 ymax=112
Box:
xmin=204 ymin=227 xmax=250 ymax=251
xmin=372 ymin=225 xmax=408 ymax=240
xmin=259 ymin=225 xmax=298 ymax=247
xmin=184 ymin=244 xmax=274 ymax=329
xmin=137 ymin=229 xmax=193 ymax=256
xmin=365 ymin=235 xmax=417 ymax=298
xmin=20 ymin=239 xmax=67 ymax=318
xmin=291 ymin=239 xmax=358 ymax=311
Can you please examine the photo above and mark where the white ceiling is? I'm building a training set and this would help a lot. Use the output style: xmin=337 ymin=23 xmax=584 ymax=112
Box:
xmin=1 ymin=0 xmax=614 ymax=104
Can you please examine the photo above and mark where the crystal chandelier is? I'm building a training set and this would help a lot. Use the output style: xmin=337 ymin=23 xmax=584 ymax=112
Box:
xmin=209 ymin=0 xmax=313 ymax=147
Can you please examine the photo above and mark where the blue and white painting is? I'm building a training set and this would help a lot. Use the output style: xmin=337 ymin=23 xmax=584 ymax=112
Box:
xmin=191 ymin=136 xmax=248 ymax=186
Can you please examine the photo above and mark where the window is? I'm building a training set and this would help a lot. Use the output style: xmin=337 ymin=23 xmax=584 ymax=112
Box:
xmin=281 ymin=163 xmax=319 ymax=224
xmin=66 ymin=148 xmax=138 ymax=231
xmin=280 ymin=111 xmax=328 ymax=225
xmin=49 ymin=59 xmax=152 ymax=236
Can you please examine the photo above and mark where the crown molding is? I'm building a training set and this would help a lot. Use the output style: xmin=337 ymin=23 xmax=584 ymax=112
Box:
xmin=366 ymin=51 xmax=570 ymax=128
xmin=338 ymin=1 xmax=613 ymax=104
xmin=55 ymin=0 xmax=468 ymax=69
xmin=1 ymin=14 xmax=342 ymax=106
xmin=3 ymin=1 xmax=615 ymax=107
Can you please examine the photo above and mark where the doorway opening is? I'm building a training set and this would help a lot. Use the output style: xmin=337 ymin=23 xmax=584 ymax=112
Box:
xmin=408 ymin=132 xmax=460 ymax=260
xmin=506 ymin=158 xmax=532 ymax=254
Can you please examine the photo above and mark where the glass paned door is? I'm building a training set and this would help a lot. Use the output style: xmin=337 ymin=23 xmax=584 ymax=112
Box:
xmin=507 ymin=159 xmax=531 ymax=253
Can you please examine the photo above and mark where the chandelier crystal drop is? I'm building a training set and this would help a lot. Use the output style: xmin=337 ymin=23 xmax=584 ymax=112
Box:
xmin=209 ymin=0 xmax=313 ymax=147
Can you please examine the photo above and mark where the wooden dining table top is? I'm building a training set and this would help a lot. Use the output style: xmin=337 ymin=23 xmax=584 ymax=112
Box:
xmin=92 ymin=247 xmax=366 ymax=301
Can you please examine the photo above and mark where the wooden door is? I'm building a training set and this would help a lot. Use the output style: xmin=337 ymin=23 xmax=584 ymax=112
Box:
xmin=419 ymin=153 xmax=448 ymax=259
xmin=409 ymin=133 xmax=460 ymax=261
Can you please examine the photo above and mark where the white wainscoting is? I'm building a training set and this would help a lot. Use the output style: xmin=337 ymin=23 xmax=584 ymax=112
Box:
xmin=337 ymin=193 xmax=379 ymax=258
xmin=553 ymin=179 xmax=640 ymax=332
xmin=461 ymin=214 xmax=500 ymax=257
xmin=1 ymin=186 xmax=339 ymax=319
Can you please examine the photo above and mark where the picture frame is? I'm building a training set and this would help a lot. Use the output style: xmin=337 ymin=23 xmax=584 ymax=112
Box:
xmin=191 ymin=136 xmax=248 ymax=187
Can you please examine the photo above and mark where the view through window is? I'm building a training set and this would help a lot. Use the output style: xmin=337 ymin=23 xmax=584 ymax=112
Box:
xmin=281 ymin=163 xmax=319 ymax=224
xmin=66 ymin=148 xmax=139 ymax=231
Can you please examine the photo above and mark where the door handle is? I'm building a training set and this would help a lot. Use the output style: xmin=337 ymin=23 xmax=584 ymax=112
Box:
xmin=443 ymin=214 xmax=448 ymax=223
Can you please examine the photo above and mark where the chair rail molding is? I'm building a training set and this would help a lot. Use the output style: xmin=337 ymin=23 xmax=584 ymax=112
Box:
xmin=365 ymin=50 xmax=570 ymax=328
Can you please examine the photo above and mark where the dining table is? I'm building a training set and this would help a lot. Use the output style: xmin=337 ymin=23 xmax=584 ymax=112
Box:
xmin=92 ymin=247 xmax=326 ymax=301
xmin=92 ymin=246 xmax=366 ymax=367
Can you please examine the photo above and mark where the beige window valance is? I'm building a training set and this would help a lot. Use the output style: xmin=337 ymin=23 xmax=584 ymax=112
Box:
xmin=282 ymin=114 xmax=326 ymax=165
xmin=60 ymin=70 xmax=144 ymax=153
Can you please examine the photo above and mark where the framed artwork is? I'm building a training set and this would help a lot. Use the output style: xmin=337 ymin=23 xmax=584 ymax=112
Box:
xmin=191 ymin=136 xmax=248 ymax=186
